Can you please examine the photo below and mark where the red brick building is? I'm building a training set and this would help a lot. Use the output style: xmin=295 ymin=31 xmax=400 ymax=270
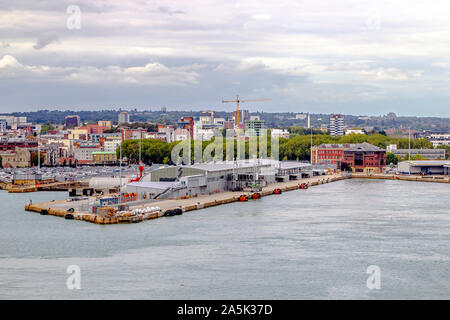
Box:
xmin=312 ymin=142 xmax=386 ymax=173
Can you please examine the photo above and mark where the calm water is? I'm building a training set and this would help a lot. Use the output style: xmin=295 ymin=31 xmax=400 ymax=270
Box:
xmin=0 ymin=179 xmax=449 ymax=299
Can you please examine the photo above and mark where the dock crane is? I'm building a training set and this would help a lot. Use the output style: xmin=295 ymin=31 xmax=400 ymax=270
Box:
xmin=222 ymin=94 xmax=271 ymax=127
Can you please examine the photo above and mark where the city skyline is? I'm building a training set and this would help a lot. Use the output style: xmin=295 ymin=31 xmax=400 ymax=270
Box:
xmin=2 ymin=1 xmax=450 ymax=116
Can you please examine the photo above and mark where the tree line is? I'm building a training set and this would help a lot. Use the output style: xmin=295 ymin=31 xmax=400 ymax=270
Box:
xmin=118 ymin=131 xmax=439 ymax=165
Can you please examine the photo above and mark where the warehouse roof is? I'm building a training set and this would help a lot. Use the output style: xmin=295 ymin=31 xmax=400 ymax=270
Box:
xmin=404 ymin=160 xmax=450 ymax=167
xmin=315 ymin=142 xmax=384 ymax=152
xmin=127 ymin=181 xmax=182 ymax=190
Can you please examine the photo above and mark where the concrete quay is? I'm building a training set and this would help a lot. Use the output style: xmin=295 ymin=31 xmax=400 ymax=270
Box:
xmin=351 ymin=173 xmax=450 ymax=183
xmin=24 ymin=174 xmax=348 ymax=225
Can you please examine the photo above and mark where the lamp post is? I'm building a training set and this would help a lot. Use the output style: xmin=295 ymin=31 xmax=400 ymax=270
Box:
xmin=37 ymin=134 xmax=40 ymax=174
xmin=408 ymin=127 xmax=411 ymax=175
xmin=119 ymin=129 xmax=122 ymax=204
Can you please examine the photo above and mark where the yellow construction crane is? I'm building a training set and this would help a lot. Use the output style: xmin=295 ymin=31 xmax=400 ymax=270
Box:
xmin=222 ymin=94 xmax=271 ymax=127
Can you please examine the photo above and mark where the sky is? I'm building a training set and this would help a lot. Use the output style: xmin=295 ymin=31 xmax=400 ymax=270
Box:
xmin=1 ymin=0 xmax=450 ymax=116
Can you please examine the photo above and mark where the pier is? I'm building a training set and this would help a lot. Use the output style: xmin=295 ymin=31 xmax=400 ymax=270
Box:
xmin=24 ymin=174 xmax=348 ymax=225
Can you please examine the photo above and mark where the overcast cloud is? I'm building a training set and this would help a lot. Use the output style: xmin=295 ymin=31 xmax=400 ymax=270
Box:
xmin=1 ymin=0 xmax=450 ymax=116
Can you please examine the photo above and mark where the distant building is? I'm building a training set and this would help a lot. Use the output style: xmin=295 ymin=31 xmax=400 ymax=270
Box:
xmin=398 ymin=160 xmax=450 ymax=175
xmin=223 ymin=120 xmax=235 ymax=130
xmin=74 ymin=145 xmax=99 ymax=164
xmin=199 ymin=111 xmax=214 ymax=124
xmin=213 ymin=118 xmax=226 ymax=126
xmin=0 ymin=140 xmax=38 ymax=152
xmin=145 ymin=131 xmax=168 ymax=142
xmin=271 ymin=129 xmax=290 ymax=139
xmin=65 ymin=115 xmax=80 ymax=128
xmin=0 ymin=116 xmax=29 ymax=129
xmin=0 ymin=120 xmax=6 ymax=132
xmin=98 ymin=121 xmax=112 ymax=129
xmin=121 ymin=128 xmax=145 ymax=141
xmin=156 ymin=126 xmax=175 ymax=143
xmin=103 ymin=137 xmax=122 ymax=153
xmin=295 ymin=113 xmax=307 ymax=120
xmin=312 ymin=142 xmax=386 ymax=173
xmin=387 ymin=144 xmax=445 ymax=160
xmin=329 ymin=114 xmax=344 ymax=136
xmin=0 ymin=147 xmax=32 ymax=168
xmin=12 ymin=173 xmax=55 ymax=185
xmin=92 ymin=151 xmax=117 ymax=164
xmin=174 ymin=128 xmax=189 ymax=141
xmin=79 ymin=124 xmax=107 ymax=135
xmin=177 ymin=117 xmax=194 ymax=139
xmin=417 ymin=131 xmax=450 ymax=147
xmin=245 ymin=119 xmax=265 ymax=137
xmin=68 ymin=128 xmax=88 ymax=141
xmin=345 ymin=129 xmax=365 ymax=135
xmin=118 ymin=111 xmax=130 ymax=124
xmin=194 ymin=123 xmax=218 ymax=141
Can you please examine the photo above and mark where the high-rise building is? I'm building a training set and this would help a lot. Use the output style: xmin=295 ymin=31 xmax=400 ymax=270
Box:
xmin=0 ymin=120 xmax=6 ymax=132
xmin=65 ymin=115 xmax=80 ymax=128
xmin=245 ymin=119 xmax=265 ymax=137
xmin=329 ymin=114 xmax=344 ymax=136
xmin=118 ymin=111 xmax=130 ymax=124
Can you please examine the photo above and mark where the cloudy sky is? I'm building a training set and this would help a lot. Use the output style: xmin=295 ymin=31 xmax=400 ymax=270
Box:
xmin=1 ymin=0 xmax=450 ymax=116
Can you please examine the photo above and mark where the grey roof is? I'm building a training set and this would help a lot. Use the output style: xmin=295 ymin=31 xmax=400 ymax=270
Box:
xmin=151 ymin=160 xmax=310 ymax=173
xmin=127 ymin=181 xmax=181 ymax=190
xmin=402 ymin=160 xmax=450 ymax=166
xmin=317 ymin=142 xmax=384 ymax=152
xmin=184 ymin=161 xmax=271 ymax=172
xmin=345 ymin=143 xmax=385 ymax=152
xmin=278 ymin=161 xmax=311 ymax=169
xmin=393 ymin=149 xmax=444 ymax=153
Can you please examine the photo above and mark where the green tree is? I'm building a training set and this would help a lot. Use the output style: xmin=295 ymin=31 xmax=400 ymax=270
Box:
xmin=40 ymin=123 xmax=55 ymax=134
xmin=31 ymin=152 xmax=45 ymax=166
xmin=386 ymin=152 xmax=400 ymax=165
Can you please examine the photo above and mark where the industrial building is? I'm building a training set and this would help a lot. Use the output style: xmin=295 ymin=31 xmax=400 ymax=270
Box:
xmin=398 ymin=160 xmax=450 ymax=175
xmin=387 ymin=144 xmax=445 ymax=160
xmin=125 ymin=160 xmax=312 ymax=200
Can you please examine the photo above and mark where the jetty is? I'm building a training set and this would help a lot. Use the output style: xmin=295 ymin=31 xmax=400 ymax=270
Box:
xmin=24 ymin=174 xmax=348 ymax=225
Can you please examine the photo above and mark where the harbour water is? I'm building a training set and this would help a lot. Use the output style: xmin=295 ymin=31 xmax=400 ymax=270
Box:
xmin=0 ymin=179 xmax=449 ymax=299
